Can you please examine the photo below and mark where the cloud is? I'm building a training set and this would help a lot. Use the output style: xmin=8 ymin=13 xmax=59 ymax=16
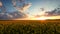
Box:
xmin=40 ymin=8 xmax=45 ymax=11
xmin=0 ymin=11 xmax=28 ymax=20
xmin=15 ymin=3 xmax=31 ymax=12
xmin=12 ymin=0 xmax=16 ymax=7
xmin=0 ymin=0 xmax=31 ymax=20
xmin=12 ymin=0 xmax=24 ymax=7
xmin=45 ymin=8 xmax=60 ymax=16
xmin=22 ymin=3 xmax=32 ymax=12
xmin=0 ymin=1 xmax=2 ymax=7
xmin=18 ymin=0 xmax=25 ymax=2
xmin=12 ymin=0 xmax=32 ymax=12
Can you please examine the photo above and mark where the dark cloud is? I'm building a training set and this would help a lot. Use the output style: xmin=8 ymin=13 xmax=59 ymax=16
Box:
xmin=0 ymin=11 xmax=27 ymax=20
xmin=18 ymin=0 xmax=25 ymax=2
xmin=45 ymin=8 xmax=60 ymax=16
xmin=40 ymin=8 xmax=45 ymax=11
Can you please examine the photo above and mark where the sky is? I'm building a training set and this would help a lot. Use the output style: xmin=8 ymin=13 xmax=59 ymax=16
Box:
xmin=0 ymin=0 xmax=60 ymax=20
xmin=0 ymin=0 xmax=60 ymax=12
xmin=28 ymin=0 xmax=60 ymax=15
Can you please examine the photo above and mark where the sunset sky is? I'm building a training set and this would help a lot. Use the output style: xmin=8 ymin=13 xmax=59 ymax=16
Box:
xmin=29 ymin=0 xmax=60 ymax=15
xmin=0 ymin=0 xmax=60 ymax=20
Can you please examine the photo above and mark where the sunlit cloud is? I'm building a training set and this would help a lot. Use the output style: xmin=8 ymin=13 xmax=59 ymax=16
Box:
xmin=0 ymin=0 xmax=31 ymax=20
xmin=0 ymin=1 xmax=2 ymax=7
xmin=21 ymin=3 xmax=32 ymax=12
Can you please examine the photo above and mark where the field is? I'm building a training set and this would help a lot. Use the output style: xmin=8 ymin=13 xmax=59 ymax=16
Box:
xmin=0 ymin=20 xmax=60 ymax=34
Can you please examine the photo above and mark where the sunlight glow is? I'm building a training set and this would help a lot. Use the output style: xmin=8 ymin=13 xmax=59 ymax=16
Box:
xmin=15 ymin=16 xmax=60 ymax=20
xmin=30 ymin=16 xmax=60 ymax=20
